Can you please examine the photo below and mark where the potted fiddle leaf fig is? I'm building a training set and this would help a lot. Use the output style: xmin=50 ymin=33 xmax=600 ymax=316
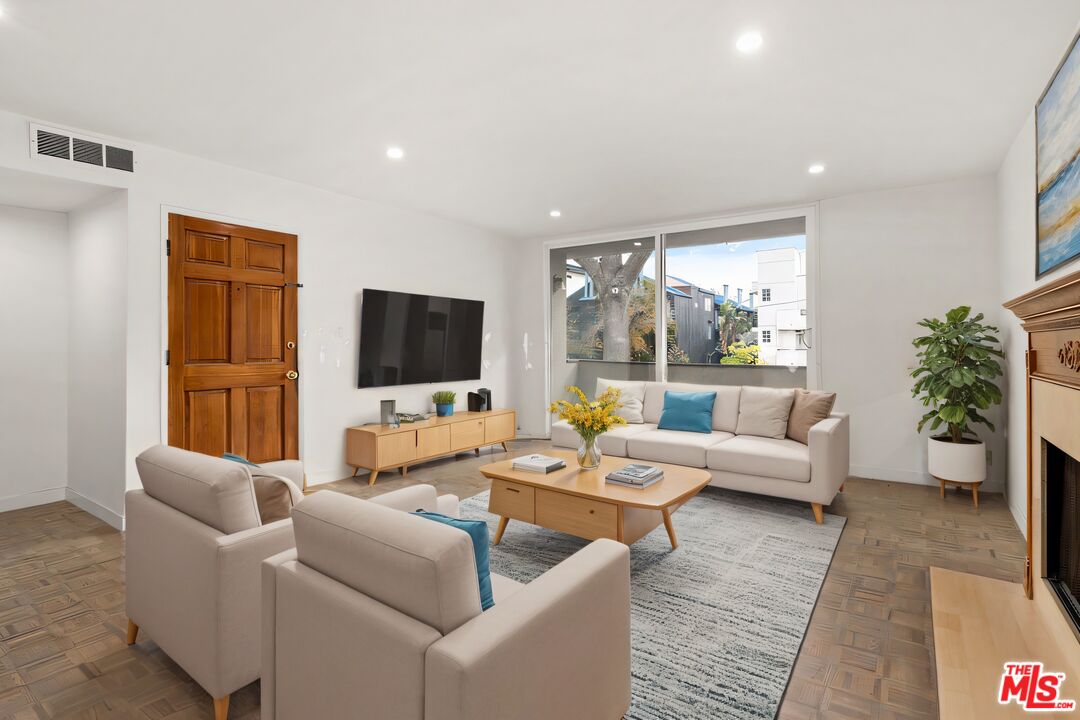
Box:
xmin=911 ymin=306 xmax=1003 ymax=486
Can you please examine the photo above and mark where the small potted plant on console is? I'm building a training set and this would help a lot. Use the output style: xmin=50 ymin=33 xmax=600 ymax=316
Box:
xmin=911 ymin=305 xmax=1003 ymax=506
xmin=432 ymin=390 xmax=457 ymax=417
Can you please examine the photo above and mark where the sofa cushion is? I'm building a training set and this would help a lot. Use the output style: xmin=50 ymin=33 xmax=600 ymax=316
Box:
xmin=706 ymin=435 xmax=811 ymax=482
xmin=135 ymin=445 xmax=262 ymax=534
xmin=786 ymin=389 xmax=837 ymax=445
xmin=292 ymin=491 xmax=482 ymax=635
xmin=626 ymin=429 xmax=733 ymax=468
xmin=735 ymin=387 xmax=796 ymax=439
xmin=596 ymin=378 xmax=646 ymax=424
xmin=551 ymin=419 xmax=656 ymax=457
xmin=642 ymin=382 xmax=740 ymax=432
xmin=657 ymin=391 xmax=716 ymax=433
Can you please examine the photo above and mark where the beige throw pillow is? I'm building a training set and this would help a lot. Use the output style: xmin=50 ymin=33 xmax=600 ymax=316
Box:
xmin=786 ymin=389 xmax=837 ymax=445
xmin=596 ymin=378 xmax=646 ymax=424
xmin=735 ymin=387 xmax=796 ymax=439
xmin=252 ymin=474 xmax=297 ymax=524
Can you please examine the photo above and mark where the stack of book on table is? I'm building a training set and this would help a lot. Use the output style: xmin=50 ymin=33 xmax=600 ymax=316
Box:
xmin=512 ymin=454 xmax=566 ymax=473
xmin=606 ymin=463 xmax=663 ymax=488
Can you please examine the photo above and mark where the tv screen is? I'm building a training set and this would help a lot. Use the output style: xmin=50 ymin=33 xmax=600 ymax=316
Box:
xmin=357 ymin=289 xmax=484 ymax=388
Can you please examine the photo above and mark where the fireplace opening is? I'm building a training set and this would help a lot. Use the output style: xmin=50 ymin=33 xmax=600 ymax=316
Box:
xmin=1045 ymin=441 xmax=1080 ymax=634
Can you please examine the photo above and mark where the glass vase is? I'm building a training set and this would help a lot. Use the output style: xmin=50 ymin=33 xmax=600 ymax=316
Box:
xmin=577 ymin=435 xmax=602 ymax=469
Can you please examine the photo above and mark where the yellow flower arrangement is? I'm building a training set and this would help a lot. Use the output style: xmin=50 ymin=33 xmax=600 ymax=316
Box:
xmin=548 ymin=385 xmax=627 ymax=442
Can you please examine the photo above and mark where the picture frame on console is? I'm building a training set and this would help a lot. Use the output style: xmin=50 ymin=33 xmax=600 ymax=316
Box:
xmin=1036 ymin=28 xmax=1080 ymax=278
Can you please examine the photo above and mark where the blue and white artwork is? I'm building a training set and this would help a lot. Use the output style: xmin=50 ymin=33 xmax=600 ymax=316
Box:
xmin=1038 ymin=34 xmax=1080 ymax=277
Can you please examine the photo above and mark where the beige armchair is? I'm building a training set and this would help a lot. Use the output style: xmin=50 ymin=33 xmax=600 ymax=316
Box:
xmin=261 ymin=490 xmax=632 ymax=720
xmin=126 ymin=446 xmax=304 ymax=720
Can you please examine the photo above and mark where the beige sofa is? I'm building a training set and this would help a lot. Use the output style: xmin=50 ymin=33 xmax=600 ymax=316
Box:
xmin=261 ymin=490 xmax=632 ymax=720
xmin=552 ymin=381 xmax=850 ymax=522
xmin=126 ymin=446 xmax=306 ymax=720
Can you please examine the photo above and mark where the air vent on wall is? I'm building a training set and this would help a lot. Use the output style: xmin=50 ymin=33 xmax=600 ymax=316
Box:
xmin=29 ymin=123 xmax=135 ymax=173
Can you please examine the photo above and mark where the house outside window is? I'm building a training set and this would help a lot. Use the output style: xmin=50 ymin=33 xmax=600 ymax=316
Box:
xmin=761 ymin=288 xmax=771 ymax=302
xmin=761 ymin=329 xmax=772 ymax=343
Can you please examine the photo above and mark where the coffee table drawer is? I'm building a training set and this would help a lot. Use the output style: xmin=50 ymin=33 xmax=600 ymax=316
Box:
xmin=489 ymin=479 xmax=534 ymax=522
xmin=535 ymin=489 xmax=618 ymax=541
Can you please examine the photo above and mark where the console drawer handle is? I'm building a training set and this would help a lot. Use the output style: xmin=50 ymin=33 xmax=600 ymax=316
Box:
xmin=505 ymin=487 xmax=520 ymax=494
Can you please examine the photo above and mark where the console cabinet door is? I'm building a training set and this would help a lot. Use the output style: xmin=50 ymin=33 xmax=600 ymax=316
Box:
xmin=377 ymin=432 xmax=416 ymax=467
xmin=484 ymin=412 xmax=515 ymax=443
xmin=450 ymin=419 xmax=486 ymax=450
xmin=416 ymin=426 xmax=451 ymax=458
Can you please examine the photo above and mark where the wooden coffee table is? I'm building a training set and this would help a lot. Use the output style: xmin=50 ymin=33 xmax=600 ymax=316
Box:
xmin=480 ymin=449 xmax=710 ymax=550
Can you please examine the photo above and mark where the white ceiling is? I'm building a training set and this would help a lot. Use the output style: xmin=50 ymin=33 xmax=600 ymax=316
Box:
xmin=0 ymin=166 xmax=118 ymax=213
xmin=0 ymin=1 xmax=1076 ymax=238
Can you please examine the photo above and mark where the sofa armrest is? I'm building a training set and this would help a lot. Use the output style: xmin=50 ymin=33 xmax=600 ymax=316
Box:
xmin=213 ymin=519 xmax=296 ymax=696
xmin=808 ymin=411 xmax=850 ymax=503
xmin=367 ymin=484 xmax=440 ymax=513
xmin=259 ymin=459 xmax=305 ymax=488
xmin=435 ymin=493 xmax=460 ymax=518
xmin=261 ymin=548 xmax=298 ymax=720
xmin=425 ymin=539 xmax=631 ymax=720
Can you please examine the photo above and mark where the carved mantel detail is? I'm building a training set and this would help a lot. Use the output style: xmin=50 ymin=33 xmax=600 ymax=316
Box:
xmin=1061 ymin=341 xmax=1080 ymax=373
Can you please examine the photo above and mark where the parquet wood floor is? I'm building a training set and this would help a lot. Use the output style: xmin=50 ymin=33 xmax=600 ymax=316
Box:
xmin=0 ymin=440 xmax=1025 ymax=719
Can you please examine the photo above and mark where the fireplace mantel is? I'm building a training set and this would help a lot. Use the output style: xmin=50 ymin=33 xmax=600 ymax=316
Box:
xmin=1005 ymin=265 xmax=1080 ymax=607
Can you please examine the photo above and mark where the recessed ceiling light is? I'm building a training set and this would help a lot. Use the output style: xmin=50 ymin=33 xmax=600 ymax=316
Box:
xmin=549 ymin=209 xmax=562 ymax=218
xmin=808 ymin=163 xmax=826 ymax=174
xmin=735 ymin=31 xmax=763 ymax=54
xmin=386 ymin=146 xmax=404 ymax=160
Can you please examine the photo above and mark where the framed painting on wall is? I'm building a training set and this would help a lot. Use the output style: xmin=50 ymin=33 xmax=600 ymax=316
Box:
xmin=1038 ymin=30 xmax=1080 ymax=278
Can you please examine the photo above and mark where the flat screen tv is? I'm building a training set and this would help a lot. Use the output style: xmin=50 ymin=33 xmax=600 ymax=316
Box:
xmin=357 ymin=289 xmax=484 ymax=388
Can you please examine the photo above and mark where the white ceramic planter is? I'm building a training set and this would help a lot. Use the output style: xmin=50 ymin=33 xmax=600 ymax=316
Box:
xmin=927 ymin=436 xmax=986 ymax=483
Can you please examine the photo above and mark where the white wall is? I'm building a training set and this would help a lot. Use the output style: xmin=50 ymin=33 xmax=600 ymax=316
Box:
xmin=67 ymin=190 xmax=128 ymax=525
xmin=0 ymin=108 xmax=516 ymax=522
xmin=995 ymin=110 xmax=1077 ymax=537
xmin=819 ymin=176 xmax=1004 ymax=490
xmin=0 ymin=204 xmax=69 ymax=510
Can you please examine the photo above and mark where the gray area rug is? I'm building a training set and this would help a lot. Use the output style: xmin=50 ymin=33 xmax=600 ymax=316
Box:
xmin=459 ymin=486 xmax=845 ymax=720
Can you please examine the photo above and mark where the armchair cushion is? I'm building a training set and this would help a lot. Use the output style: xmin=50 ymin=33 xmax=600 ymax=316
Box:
xmin=135 ymin=445 xmax=261 ymax=534
xmin=291 ymin=491 xmax=482 ymax=634
xmin=412 ymin=512 xmax=494 ymax=610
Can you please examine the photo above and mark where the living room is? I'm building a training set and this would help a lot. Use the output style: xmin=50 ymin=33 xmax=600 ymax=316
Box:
xmin=1 ymin=2 xmax=1079 ymax=718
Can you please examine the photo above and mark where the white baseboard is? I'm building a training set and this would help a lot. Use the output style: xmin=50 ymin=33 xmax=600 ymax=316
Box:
xmin=0 ymin=487 xmax=67 ymax=513
xmin=1008 ymin=498 xmax=1028 ymax=540
xmin=65 ymin=488 xmax=125 ymax=530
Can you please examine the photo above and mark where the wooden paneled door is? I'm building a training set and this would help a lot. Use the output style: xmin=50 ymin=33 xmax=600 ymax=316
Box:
xmin=167 ymin=214 xmax=299 ymax=462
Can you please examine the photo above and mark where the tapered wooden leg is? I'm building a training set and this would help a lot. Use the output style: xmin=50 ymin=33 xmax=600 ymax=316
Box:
xmin=811 ymin=503 xmax=824 ymax=524
xmin=493 ymin=516 xmax=510 ymax=545
xmin=475 ymin=448 xmax=481 ymax=456
xmin=213 ymin=696 xmax=229 ymax=720
xmin=972 ymin=484 xmax=979 ymax=508
xmin=126 ymin=619 xmax=139 ymax=645
xmin=839 ymin=483 xmax=845 ymax=492
xmin=501 ymin=442 xmax=508 ymax=452
xmin=940 ymin=479 xmax=945 ymax=498
xmin=400 ymin=464 xmax=408 ymax=476
xmin=352 ymin=466 xmax=360 ymax=477
xmin=661 ymin=507 xmax=678 ymax=549
xmin=368 ymin=470 xmax=379 ymax=486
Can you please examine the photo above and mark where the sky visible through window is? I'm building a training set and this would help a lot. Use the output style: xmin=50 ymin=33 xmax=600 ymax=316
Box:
xmin=665 ymin=234 xmax=806 ymax=295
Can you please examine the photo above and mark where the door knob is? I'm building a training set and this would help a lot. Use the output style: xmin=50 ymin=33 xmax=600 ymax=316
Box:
xmin=286 ymin=370 xmax=299 ymax=380
xmin=286 ymin=341 xmax=296 ymax=350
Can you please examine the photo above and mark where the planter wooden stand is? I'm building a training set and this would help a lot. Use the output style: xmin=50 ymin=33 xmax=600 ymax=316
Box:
xmin=933 ymin=474 xmax=981 ymax=508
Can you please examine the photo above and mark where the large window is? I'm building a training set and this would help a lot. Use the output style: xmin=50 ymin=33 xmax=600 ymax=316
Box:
xmin=548 ymin=214 xmax=811 ymax=412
